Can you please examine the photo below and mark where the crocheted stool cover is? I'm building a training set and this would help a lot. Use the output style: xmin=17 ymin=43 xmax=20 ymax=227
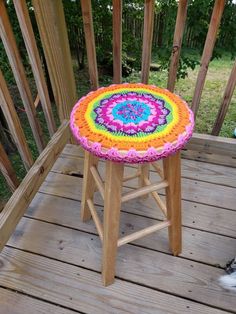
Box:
xmin=70 ymin=83 xmax=194 ymax=163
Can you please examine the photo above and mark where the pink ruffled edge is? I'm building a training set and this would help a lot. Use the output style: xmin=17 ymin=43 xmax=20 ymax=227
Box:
xmin=70 ymin=84 xmax=195 ymax=164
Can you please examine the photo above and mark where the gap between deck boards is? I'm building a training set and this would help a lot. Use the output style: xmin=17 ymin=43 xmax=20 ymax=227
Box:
xmin=0 ymin=246 xmax=232 ymax=314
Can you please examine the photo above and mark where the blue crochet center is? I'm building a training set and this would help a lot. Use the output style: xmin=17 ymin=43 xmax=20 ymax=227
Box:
xmin=112 ymin=101 xmax=150 ymax=124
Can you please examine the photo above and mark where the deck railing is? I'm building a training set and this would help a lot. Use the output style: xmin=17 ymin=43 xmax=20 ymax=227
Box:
xmin=0 ymin=0 xmax=235 ymax=251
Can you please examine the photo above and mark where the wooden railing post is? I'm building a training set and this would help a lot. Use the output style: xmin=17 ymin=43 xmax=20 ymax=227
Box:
xmin=0 ymin=0 xmax=45 ymax=152
xmin=167 ymin=0 xmax=188 ymax=92
xmin=0 ymin=143 xmax=19 ymax=192
xmin=32 ymin=0 xmax=77 ymax=121
xmin=113 ymin=0 xmax=122 ymax=84
xmin=81 ymin=0 xmax=99 ymax=90
xmin=212 ymin=60 xmax=236 ymax=136
xmin=139 ymin=0 xmax=155 ymax=191
xmin=141 ymin=0 xmax=155 ymax=84
xmin=191 ymin=0 xmax=225 ymax=117
xmin=0 ymin=69 xmax=33 ymax=170
xmin=13 ymin=0 xmax=56 ymax=137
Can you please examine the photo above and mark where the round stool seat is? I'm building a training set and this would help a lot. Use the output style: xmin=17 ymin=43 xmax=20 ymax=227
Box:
xmin=70 ymin=83 xmax=194 ymax=163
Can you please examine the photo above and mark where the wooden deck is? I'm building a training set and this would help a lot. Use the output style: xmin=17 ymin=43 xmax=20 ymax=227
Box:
xmin=1 ymin=144 xmax=236 ymax=314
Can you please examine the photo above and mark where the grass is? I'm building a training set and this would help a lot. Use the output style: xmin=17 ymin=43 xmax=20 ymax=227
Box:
xmin=129 ymin=51 xmax=236 ymax=137
xmin=1 ymin=50 xmax=235 ymax=202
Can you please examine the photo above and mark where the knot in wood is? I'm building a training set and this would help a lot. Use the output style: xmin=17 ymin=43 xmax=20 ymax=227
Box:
xmin=172 ymin=45 xmax=179 ymax=53
xmin=39 ymin=166 xmax=44 ymax=174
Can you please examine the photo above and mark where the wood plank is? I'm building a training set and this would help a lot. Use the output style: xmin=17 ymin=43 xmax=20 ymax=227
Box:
xmin=187 ymin=133 xmax=236 ymax=158
xmin=60 ymin=144 xmax=236 ymax=188
xmin=80 ymin=0 xmax=99 ymax=90
xmin=182 ymin=149 xmax=236 ymax=168
xmin=0 ymin=287 xmax=78 ymax=314
xmin=32 ymin=0 xmax=77 ymax=121
xmin=0 ymin=142 xmax=19 ymax=192
xmin=0 ymin=247 xmax=229 ymax=314
xmin=191 ymin=0 xmax=225 ymax=116
xmin=167 ymin=0 xmax=188 ymax=92
xmin=13 ymin=0 xmax=56 ymax=137
xmin=112 ymin=0 xmax=122 ymax=83
xmin=42 ymin=166 xmax=236 ymax=211
xmin=26 ymin=193 xmax=236 ymax=268
xmin=0 ymin=121 xmax=70 ymax=252
xmin=0 ymin=69 xmax=33 ymax=170
xmin=39 ymin=171 xmax=236 ymax=238
xmin=141 ymin=0 xmax=154 ymax=84
xmin=6 ymin=218 xmax=236 ymax=312
xmin=0 ymin=0 xmax=45 ymax=152
xmin=212 ymin=59 xmax=236 ymax=135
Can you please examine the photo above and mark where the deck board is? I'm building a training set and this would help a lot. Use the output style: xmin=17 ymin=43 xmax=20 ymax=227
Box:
xmin=0 ymin=248 xmax=230 ymax=314
xmin=60 ymin=144 xmax=236 ymax=187
xmin=5 ymin=216 xmax=236 ymax=312
xmin=0 ymin=287 xmax=78 ymax=314
xmin=1 ymin=144 xmax=236 ymax=313
xmin=25 ymin=193 xmax=236 ymax=267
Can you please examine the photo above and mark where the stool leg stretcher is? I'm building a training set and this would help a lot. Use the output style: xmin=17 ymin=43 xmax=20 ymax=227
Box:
xmin=81 ymin=151 xmax=182 ymax=285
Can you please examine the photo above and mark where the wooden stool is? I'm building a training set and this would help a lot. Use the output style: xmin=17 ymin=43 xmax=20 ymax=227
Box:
xmin=70 ymin=83 xmax=194 ymax=286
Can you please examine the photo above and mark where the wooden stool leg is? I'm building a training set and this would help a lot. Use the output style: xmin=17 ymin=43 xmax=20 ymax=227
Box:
xmin=81 ymin=151 xmax=98 ymax=222
xmin=138 ymin=164 xmax=150 ymax=198
xmin=163 ymin=151 xmax=182 ymax=256
xmin=102 ymin=161 xmax=124 ymax=286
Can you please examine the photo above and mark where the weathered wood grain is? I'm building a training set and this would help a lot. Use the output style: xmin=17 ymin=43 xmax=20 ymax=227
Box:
xmin=60 ymin=144 xmax=236 ymax=187
xmin=182 ymin=149 xmax=236 ymax=168
xmin=191 ymin=0 xmax=226 ymax=116
xmin=0 ymin=121 xmax=70 ymax=252
xmin=212 ymin=59 xmax=236 ymax=135
xmin=0 ymin=247 xmax=229 ymax=314
xmin=6 ymin=218 xmax=236 ymax=312
xmin=112 ymin=0 xmax=122 ymax=83
xmin=42 ymin=167 xmax=236 ymax=211
xmin=39 ymin=167 xmax=236 ymax=237
xmin=0 ymin=142 xmax=19 ymax=192
xmin=0 ymin=69 xmax=33 ymax=170
xmin=32 ymin=0 xmax=77 ymax=121
xmin=187 ymin=133 xmax=236 ymax=158
xmin=0 ymin=0 xmax=45 ymax=152
xmin=167 ymin=0 xmax=188 ymax=92
xmin=13 ymin=0 xmax=56 ymax=137
xmin=0 ymin=287 xmax=78 ymax=314
xmin=25 ymin=193 xmax=236 ymax=267
xmin=141 ymin=0 xmax=154 ymax=84
xmin=80 ymin=0 xmax=99 ymax=90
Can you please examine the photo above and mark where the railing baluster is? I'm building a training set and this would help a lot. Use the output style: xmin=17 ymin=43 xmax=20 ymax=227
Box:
xmin=81 ymin=0 xmax=99 ymax=90
xmin=113 ymin=0 xmax=122 ymax=84
xmin=0 ymin=69 xmax=33 ymax=170
xmin=212 ymin=59 xmax=236 ymax=136
xmin=191 ymin=0 xmax=225 ymax=117
xmin=13 ymin=0 xmax=56 ymax=137
xmin=0 ymin=0 xmax=45 ymax=152
xmin=32 ymin=0 xmax=77 ymax=121
xmin=139 ymin=0 xmax=155 ymax=190
xmin=0 ymin=142 xmax=19 ymax=192
xmin=167 ymin=0 xmax=188 ymax=92
xmin=141 ymin=0 xmax=155 ymax=84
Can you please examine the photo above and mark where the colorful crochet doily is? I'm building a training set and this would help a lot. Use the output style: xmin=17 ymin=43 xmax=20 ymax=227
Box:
xmin=70 ymin=83 xmax=194 ymax=163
